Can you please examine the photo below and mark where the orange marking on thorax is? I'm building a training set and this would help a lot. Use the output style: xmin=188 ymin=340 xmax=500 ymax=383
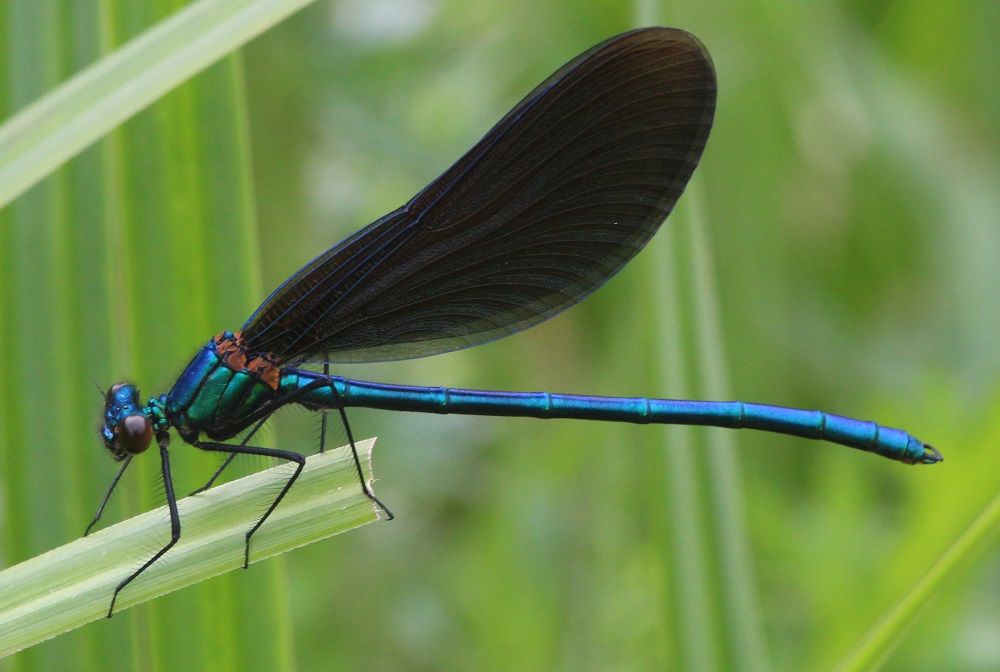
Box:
xmin=213 ymin=331 xmax=280 ymax=390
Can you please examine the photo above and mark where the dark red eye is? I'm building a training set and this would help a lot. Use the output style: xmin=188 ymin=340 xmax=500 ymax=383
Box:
xmin=119 ymin=414 xmax=153 ymax=454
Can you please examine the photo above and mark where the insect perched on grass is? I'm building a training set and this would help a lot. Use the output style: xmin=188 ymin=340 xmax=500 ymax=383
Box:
xmin=92 ymin=26 xmax=941 ymax=618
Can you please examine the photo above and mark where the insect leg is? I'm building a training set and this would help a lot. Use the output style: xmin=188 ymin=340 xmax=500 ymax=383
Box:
xmin=195 ymin=440 xmax=305 ymax=569
xmin=189 ymin=414 xmax=271 ymax=496
xmin=233 ymin=371 xmax=392 ymax=518
xmin=108 ymin=433 xmax=180 ymax=618
xmin=84 ymin=455 xmax=132 ymax=536
xmin=326 ymin=381 xmax=394 ymax=520
xmin=319 ymin=362 xmax=330 ymax=453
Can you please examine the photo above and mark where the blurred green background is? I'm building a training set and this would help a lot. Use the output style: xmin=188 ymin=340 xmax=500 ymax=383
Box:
xmin=1 ymin=0 xmax=999 ymax=670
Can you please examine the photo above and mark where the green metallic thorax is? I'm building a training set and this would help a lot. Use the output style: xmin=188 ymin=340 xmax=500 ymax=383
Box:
xmin=163 ymin=333 xmax=279 ymax=442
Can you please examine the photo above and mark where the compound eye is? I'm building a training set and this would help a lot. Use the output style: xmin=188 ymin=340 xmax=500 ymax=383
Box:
xmin=119 ymin=414 xmax=153 ymax=454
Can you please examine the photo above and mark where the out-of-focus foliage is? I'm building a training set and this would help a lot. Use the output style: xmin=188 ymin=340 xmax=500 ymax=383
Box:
xmin=1 ymin=0 xmax=997 ymax=670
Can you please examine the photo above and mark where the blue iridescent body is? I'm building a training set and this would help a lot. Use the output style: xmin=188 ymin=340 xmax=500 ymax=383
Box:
xmin=110 ymin=330 xmax=933 ymax=464
xmin=93 ymin=28 xmax=940 ymax=618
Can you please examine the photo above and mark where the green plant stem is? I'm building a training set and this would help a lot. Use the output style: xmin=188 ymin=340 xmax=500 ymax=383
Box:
xmin=835 ymin=489 xmax=1000 ymax=671
xmin=0 ymin=438 xmax=381 ymax=658
xmin=0 ymin=0 xmax=323 ymax=211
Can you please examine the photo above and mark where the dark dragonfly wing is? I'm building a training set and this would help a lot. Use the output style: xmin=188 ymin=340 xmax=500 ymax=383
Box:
xmin=242 ymin=27 xmax=716 ymax=363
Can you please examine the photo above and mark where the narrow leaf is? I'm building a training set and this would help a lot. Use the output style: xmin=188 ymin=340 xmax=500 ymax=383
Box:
xmin=0 ymin=0 xmax=322 ymax=210
xmin=836 ymin=490 xmax=1000 ymax=671
xmin=0 ymin=438 xmax=381 ymax=657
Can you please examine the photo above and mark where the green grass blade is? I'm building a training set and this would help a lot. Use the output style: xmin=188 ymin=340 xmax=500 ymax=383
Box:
xmin=0 ymin=439 xmax=381 ymax=658
xmin=651 ymin=199 xmax=718 ymax=671
xmin=685 ymin=180 xmax=770 ymax=672
xmin=651 ymin=178 xmax=768 ymax=671
xmin=835 ymin=490 xmax=1000 ymax=671
xmin=634 ymin=5 xmax=765 ymax=668
xmin=0 ymin=0 xmax=323 ymax=211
